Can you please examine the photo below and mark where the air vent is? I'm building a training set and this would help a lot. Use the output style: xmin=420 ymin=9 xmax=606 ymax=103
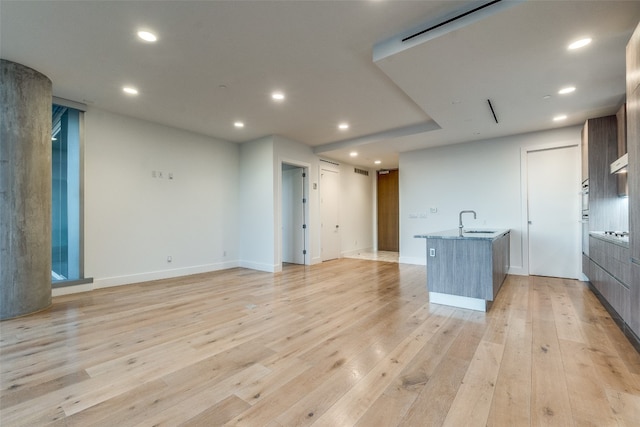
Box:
xmin=487 ymin=99 xmax=499 ymax=124
xmin=402 ymin=0 xmax=504 ymax=43
xmin=320 ymin=159 xmax=339 ymax=166
xmin=354 ymin=168 xmax=369 ymax=176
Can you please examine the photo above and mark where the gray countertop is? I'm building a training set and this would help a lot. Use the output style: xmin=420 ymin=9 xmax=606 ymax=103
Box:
xmin=589 ymin=231 xmax=629 ymax=248
xmin=415 ymin=229 xmax=510 ymax=241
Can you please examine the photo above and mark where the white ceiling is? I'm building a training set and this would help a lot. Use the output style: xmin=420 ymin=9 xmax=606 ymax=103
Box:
xmin=1 ymin=1 xmax=639 ymax=169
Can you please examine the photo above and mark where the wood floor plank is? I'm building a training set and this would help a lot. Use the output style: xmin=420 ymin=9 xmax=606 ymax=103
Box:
xmin=441 ymin=340 xmax=504 ymax=427
xmin=1 ymin=260 xmax=639 ymax=426
xmin=355 ymin=308 xmax=469 ymax=427
xmin=530 ymin=277 xmax=575 ymax=426
xmin=486 ymin=275 xmax=533 ymax=427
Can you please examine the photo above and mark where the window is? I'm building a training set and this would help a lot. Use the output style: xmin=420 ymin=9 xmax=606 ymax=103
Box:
xmin=51 ymin=102 xmax=88 ymax=285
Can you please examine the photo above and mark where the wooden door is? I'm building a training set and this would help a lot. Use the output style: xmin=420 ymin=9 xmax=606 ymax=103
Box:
xmin=377 ymin=169 xmax=399 ymax=252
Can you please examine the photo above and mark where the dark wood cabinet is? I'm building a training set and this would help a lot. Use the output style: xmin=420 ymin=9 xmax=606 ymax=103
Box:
xmin=626 ymin=22 xmax=640 ymax=338
xmin=629 ymin=86 xmax=640 ymax=265
xmin=616 ymin=104 xmax=628 ymax=197
xmin=584 ymin=116 xmax=619 ymax=233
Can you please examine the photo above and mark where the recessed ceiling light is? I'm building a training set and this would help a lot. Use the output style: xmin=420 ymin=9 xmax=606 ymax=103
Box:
xmin=374 ymin=160 xmax=381 ymax=165
xmin=543 ymin=95 xmax=552 ymax=99
xmin=234 ymin=121 xmax=244 ymax=128
xmin=568 ymin=38 xmax=591 ymax=50
xmin=553 ymin=114 xmax=567 ymax=121
xmin=350 ymin=152 xmax=358 ymax=157
xmin=122 ymin=86 xmax=138 ymax=95
xmin=558 ymin=86 xmax=576 ymax=95
xmin=137 ymin=30 xmax=157 ymax=42
xmin=338 ymin=123 xmax=349 ymax=130
xmin=271 ymin=92 xmax=285 ymax=101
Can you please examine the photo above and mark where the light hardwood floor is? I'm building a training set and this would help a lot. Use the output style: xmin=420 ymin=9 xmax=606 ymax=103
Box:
xmin=1 ymin=259 xmax=639 ymax=426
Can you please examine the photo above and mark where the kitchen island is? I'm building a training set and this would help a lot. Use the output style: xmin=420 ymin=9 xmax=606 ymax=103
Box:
xmin=415 ymin=229 xmax=510 ymax=311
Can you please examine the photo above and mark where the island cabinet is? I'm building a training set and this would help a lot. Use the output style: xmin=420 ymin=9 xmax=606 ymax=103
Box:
xmin=416 ymin=229 xmax=510 ymax=312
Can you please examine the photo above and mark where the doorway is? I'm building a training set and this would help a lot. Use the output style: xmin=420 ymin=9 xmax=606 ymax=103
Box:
xmin=320 ymin=168 xmax=340 ymax=261
xmin=377 ymin=169 xmax=399 ymax=252
xmin=282 ymin=164 xmax=307 ymax=265
xmin=527 ymin=145 xmax=580 ymax=279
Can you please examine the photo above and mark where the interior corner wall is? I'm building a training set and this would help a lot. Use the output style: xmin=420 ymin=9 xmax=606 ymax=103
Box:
xmin=272 ymin=136 xmax=321 ymax=266
xmin=84 ymin=108 xmax=240 ymax=288
xmin=399 ymin=125 xmax=582 ymax=273
xmin=339 ymin=163 xmax=375 ymax=256
xmin=239 ymin=136 xmax=276 ymax=272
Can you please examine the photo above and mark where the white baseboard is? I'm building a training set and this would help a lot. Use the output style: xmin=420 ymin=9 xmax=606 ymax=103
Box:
xmin=91 ymin=261 xmax=240 ymax=290
xmin=399 ymin=256 xmax=426 ymax=266
xmin=429 ymin=291 xmax=489 ymax=312
xmin=53 ymin=282 xmax=93 ymax=297
xmin=238 ymin=260 xmax=278 ymax=273
xmin=507 ymin=266 xmax=527 ymax=276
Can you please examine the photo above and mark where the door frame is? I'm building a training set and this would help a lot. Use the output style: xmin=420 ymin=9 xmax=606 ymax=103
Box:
xmin=320 ymin=165 xmax=341 ymax=261
xmin=276 ymin=158 xmax=311 ymax=270
xmin=520 ymin=140 xmax=581 ymax=277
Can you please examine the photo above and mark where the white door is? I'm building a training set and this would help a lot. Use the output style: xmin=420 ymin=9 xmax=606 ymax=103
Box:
xmin=282 ymin=166 xmax=305 ymax=264
xmin=527 ymin=145 xmax=580 ymax=279
xmin=321 ymin=168 xmax=340 ymax=261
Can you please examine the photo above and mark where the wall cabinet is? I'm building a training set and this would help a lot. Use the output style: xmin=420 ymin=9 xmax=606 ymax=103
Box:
xmin=616 ymin=104 xmax=628 ymax=197
xmin=584 ymin=116 xmax=618 ymax=232
xmin=627 ymin=21 xmax=640 ymax=338
xmin=629 ymin=85 xmax=640 ymax=264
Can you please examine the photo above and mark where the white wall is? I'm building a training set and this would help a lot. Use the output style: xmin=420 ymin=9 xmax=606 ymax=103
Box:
xmin=84 ymin=108 xmax=240 ymax=288
xmin=339 ymin=163 xmax=375 ymax=256
xmin=399 ymin=125 xmax=582 ymax=275
xmin=272 ymin=136 xmax=376 ymax=267
xmin=63 ymin=112 xmax=384 ymax=292
xmin=239 ymin=136 xmax=276 ymax=272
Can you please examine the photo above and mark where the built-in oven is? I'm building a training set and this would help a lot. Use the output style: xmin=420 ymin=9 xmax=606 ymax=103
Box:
xmin=581 ymin=180 xmax=589 ymax=255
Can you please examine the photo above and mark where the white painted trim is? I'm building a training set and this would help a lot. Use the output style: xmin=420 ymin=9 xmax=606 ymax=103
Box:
xmin=239 ymin=260 xmax=278 ymax=273
xmin=399 ymin=256 xmax=426 ymax=266
xmin=92 ymin=261 xmax=239 ymax=289
xmin=277 ymin=157 xmax=312 ymax=268
xmin=53 ymin=283 xmax=93 ymax=296
xmin=429 ymin=292 xmax=488 ymax=312
xmin=520 ymin=140 xmax=581 ymax=277
xmin=507 ymin=266 xmax=527 ymax=276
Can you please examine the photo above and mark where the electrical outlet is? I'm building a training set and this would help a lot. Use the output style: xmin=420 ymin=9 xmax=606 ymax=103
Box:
xmin=167 ymin=255 xmax=172 ymax=263
xmin=223 ymin=250 xmax=227 ymax=257
xmin=429 ymin=248 xmax=436 ymax=257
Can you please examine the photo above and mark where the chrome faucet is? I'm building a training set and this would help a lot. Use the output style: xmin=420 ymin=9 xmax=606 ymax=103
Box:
xmin=459 ymin=210 xmax=477 ymax=236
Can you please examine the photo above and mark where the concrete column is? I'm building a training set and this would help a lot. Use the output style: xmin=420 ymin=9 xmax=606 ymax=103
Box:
xmin=1 ymin=60 xmax=52 ymax=319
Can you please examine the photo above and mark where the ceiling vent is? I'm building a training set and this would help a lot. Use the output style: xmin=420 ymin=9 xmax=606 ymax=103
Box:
xmin=403 ymin=0 xmax=505 ymax=43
